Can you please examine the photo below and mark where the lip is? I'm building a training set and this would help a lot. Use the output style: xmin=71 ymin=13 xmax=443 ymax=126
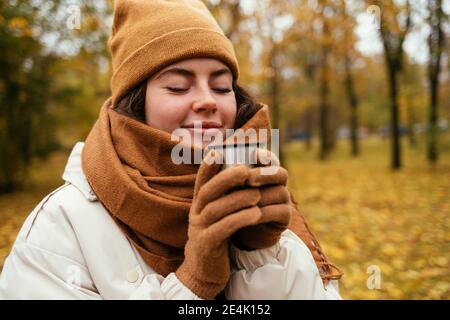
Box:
xmin=185 ymin=127 xmax=222 ymax=133
xmin=181 ymin=121 xmax=222 ymax=129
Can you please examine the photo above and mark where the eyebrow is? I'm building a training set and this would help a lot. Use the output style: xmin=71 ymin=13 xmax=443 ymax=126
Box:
xmin=154 ymin=67 xmax=232 ymax=80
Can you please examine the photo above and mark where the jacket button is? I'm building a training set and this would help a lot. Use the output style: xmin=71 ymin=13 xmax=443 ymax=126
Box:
xmin=126 ymin=267 xmax=139 ymax=283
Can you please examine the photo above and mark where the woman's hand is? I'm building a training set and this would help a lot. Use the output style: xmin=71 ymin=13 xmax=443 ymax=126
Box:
xmin=175 ymin=150 xmax=263 ymax=299
xmin=231 ymin=148 xmax=292 ymax=251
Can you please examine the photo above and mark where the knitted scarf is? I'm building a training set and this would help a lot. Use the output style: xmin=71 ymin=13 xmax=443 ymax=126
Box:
xmin=81 ymin=97 xmax=342 ymax=283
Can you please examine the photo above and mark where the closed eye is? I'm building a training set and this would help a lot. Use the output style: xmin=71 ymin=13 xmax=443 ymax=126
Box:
xmin=165 ymin=87 xmax=232 ymax=94
xmin=166 ymin=87 xmax=188 ymax=93
xmin=213 ymin=88 xmax=232 ymax=94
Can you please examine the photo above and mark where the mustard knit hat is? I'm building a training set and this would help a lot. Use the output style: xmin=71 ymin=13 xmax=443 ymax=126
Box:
xmin=108 ymin=0 xmax=240 ymax=105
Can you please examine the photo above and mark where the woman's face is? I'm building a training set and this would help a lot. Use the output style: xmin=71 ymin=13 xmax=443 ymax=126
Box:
xmin=145 ymin=58 xmax=237 ymax=149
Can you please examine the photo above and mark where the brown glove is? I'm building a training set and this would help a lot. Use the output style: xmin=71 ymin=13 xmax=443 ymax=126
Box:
xmin=175 ymin=150 xmax=263 ymax=299
xmin=231 ymin=148 xmax=292 ymax=251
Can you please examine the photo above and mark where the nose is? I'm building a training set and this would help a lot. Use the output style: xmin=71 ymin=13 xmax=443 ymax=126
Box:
xmin=191 ymin=86 xmax=217 ymax=113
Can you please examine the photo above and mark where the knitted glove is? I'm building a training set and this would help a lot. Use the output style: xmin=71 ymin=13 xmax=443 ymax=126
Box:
xmin=176 ymin=150 xmax=263 ymax=299
xmin=231 ymin=148 xmax=292 ymax=251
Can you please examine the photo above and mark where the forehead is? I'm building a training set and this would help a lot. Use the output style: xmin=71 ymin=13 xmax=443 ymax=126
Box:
xmin=165 ymin=58 xmax=228 ymax=70
xmin=154 ymin=58 xmax=232 ymax=80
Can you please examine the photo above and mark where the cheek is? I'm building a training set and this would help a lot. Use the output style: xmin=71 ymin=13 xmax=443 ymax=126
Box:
xmin=219 ymin=95 xmax=237 ymax=128
xmin=145 ymin=91 xmax=190 ymax=132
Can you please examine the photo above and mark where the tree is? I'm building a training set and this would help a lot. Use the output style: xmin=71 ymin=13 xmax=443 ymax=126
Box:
xmin=282 ymin=0 xmax=321 ymax=152
xmin=317 ymin=1 xmax=333 ymax=160
xmin=0 ymin=1 xmax=49 ymax=192
xmin=338 ymin=0 xmax=360 ymax=156
xmin=401 ymin=60 xmax=426 ymax=149
xmin=375 ymin=0 xmax=412 ymax=169
xmin=251 ymin=0 xmax=291 ymax=166
xmin=427 ymin=0 xmax=446 ymax=164
xmin=0 ymin=0 xmax=111 ymax=192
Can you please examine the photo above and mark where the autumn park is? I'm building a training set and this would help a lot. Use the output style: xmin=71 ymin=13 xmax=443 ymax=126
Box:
xmin=0 ymin=0 xmax=449 ymax=300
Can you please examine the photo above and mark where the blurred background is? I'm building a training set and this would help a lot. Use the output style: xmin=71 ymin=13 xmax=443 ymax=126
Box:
xmin=0 ymin=0 xmax=449 ymax=299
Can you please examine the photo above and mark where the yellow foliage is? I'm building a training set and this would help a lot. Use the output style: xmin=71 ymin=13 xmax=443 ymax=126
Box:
xmin=8 ymin=17 xmax=28 ymax=30
xmin=8 ymin=17 xmax=33 ymax=37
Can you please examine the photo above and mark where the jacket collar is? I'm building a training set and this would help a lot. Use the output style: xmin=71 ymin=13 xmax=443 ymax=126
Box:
xmin=62 ymin=142 xmax=98 ymax=202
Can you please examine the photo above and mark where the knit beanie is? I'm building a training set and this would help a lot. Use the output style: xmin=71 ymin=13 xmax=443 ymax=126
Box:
xmin=108 ymin=0 xmax=240 ymax=105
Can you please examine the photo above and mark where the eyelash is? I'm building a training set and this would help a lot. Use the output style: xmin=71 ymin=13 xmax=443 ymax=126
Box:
xmin=166 ymin=87 xmax=232 ymax=94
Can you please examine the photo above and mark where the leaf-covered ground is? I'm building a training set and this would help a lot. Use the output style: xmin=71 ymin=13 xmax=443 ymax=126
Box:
xmin=0 ymin=136 xmax=449 ymax=299
xmin=285 ymin=136 xmax=449 ymax=299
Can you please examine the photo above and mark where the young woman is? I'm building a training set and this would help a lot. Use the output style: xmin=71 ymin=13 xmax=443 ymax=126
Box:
xmin=0 ymin=0 xmax=342 ymax=300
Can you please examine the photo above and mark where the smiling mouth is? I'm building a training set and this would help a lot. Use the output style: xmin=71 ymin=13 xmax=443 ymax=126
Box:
xmin=181 ymin=120 xmax=223 ymax=129
xmin=184 ymin=127 xmax=223 ymax=139
xmin=185 ymin=127 xmax=222 ymax=131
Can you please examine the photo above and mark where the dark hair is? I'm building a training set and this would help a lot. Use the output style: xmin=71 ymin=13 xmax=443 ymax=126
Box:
xmin=113 ymin=80 xmax=262 ymax=129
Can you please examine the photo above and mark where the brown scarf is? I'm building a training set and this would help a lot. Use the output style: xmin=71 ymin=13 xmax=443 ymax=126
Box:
xmin=82 ymin=97 xmax=342 ymax=283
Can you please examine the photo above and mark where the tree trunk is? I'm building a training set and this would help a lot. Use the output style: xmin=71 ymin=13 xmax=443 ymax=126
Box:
xmin=268 ymin=43 xmax=284 ymax=166
xmin=428 ymin=80 xmax=439 ymax=162
xmin=304 ymin=107 xmax=313 ymax=151
xmin=344 ymin=55 xmax=359 ymax=156
xmin=427 ymin=0 xmax=443 ymax=164
xmin=318 ymin=25 xmax=331 ymax=160
xmin=387 ymin=64 xmax=402 ymax=169
xmin=376 ymin=0 xmax=411 ymax=170
xmin=319 ymin=84 xmax=330 ymax=160
xmin=407 ymin=101 xmax=417 ymax=148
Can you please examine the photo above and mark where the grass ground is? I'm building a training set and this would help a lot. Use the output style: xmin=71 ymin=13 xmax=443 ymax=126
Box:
xmin=0 ymin=134 xmax=449 ymax=299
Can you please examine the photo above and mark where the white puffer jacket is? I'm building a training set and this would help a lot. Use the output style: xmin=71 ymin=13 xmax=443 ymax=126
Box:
xmin=0 ymin=142 xmax=342 ymax=300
